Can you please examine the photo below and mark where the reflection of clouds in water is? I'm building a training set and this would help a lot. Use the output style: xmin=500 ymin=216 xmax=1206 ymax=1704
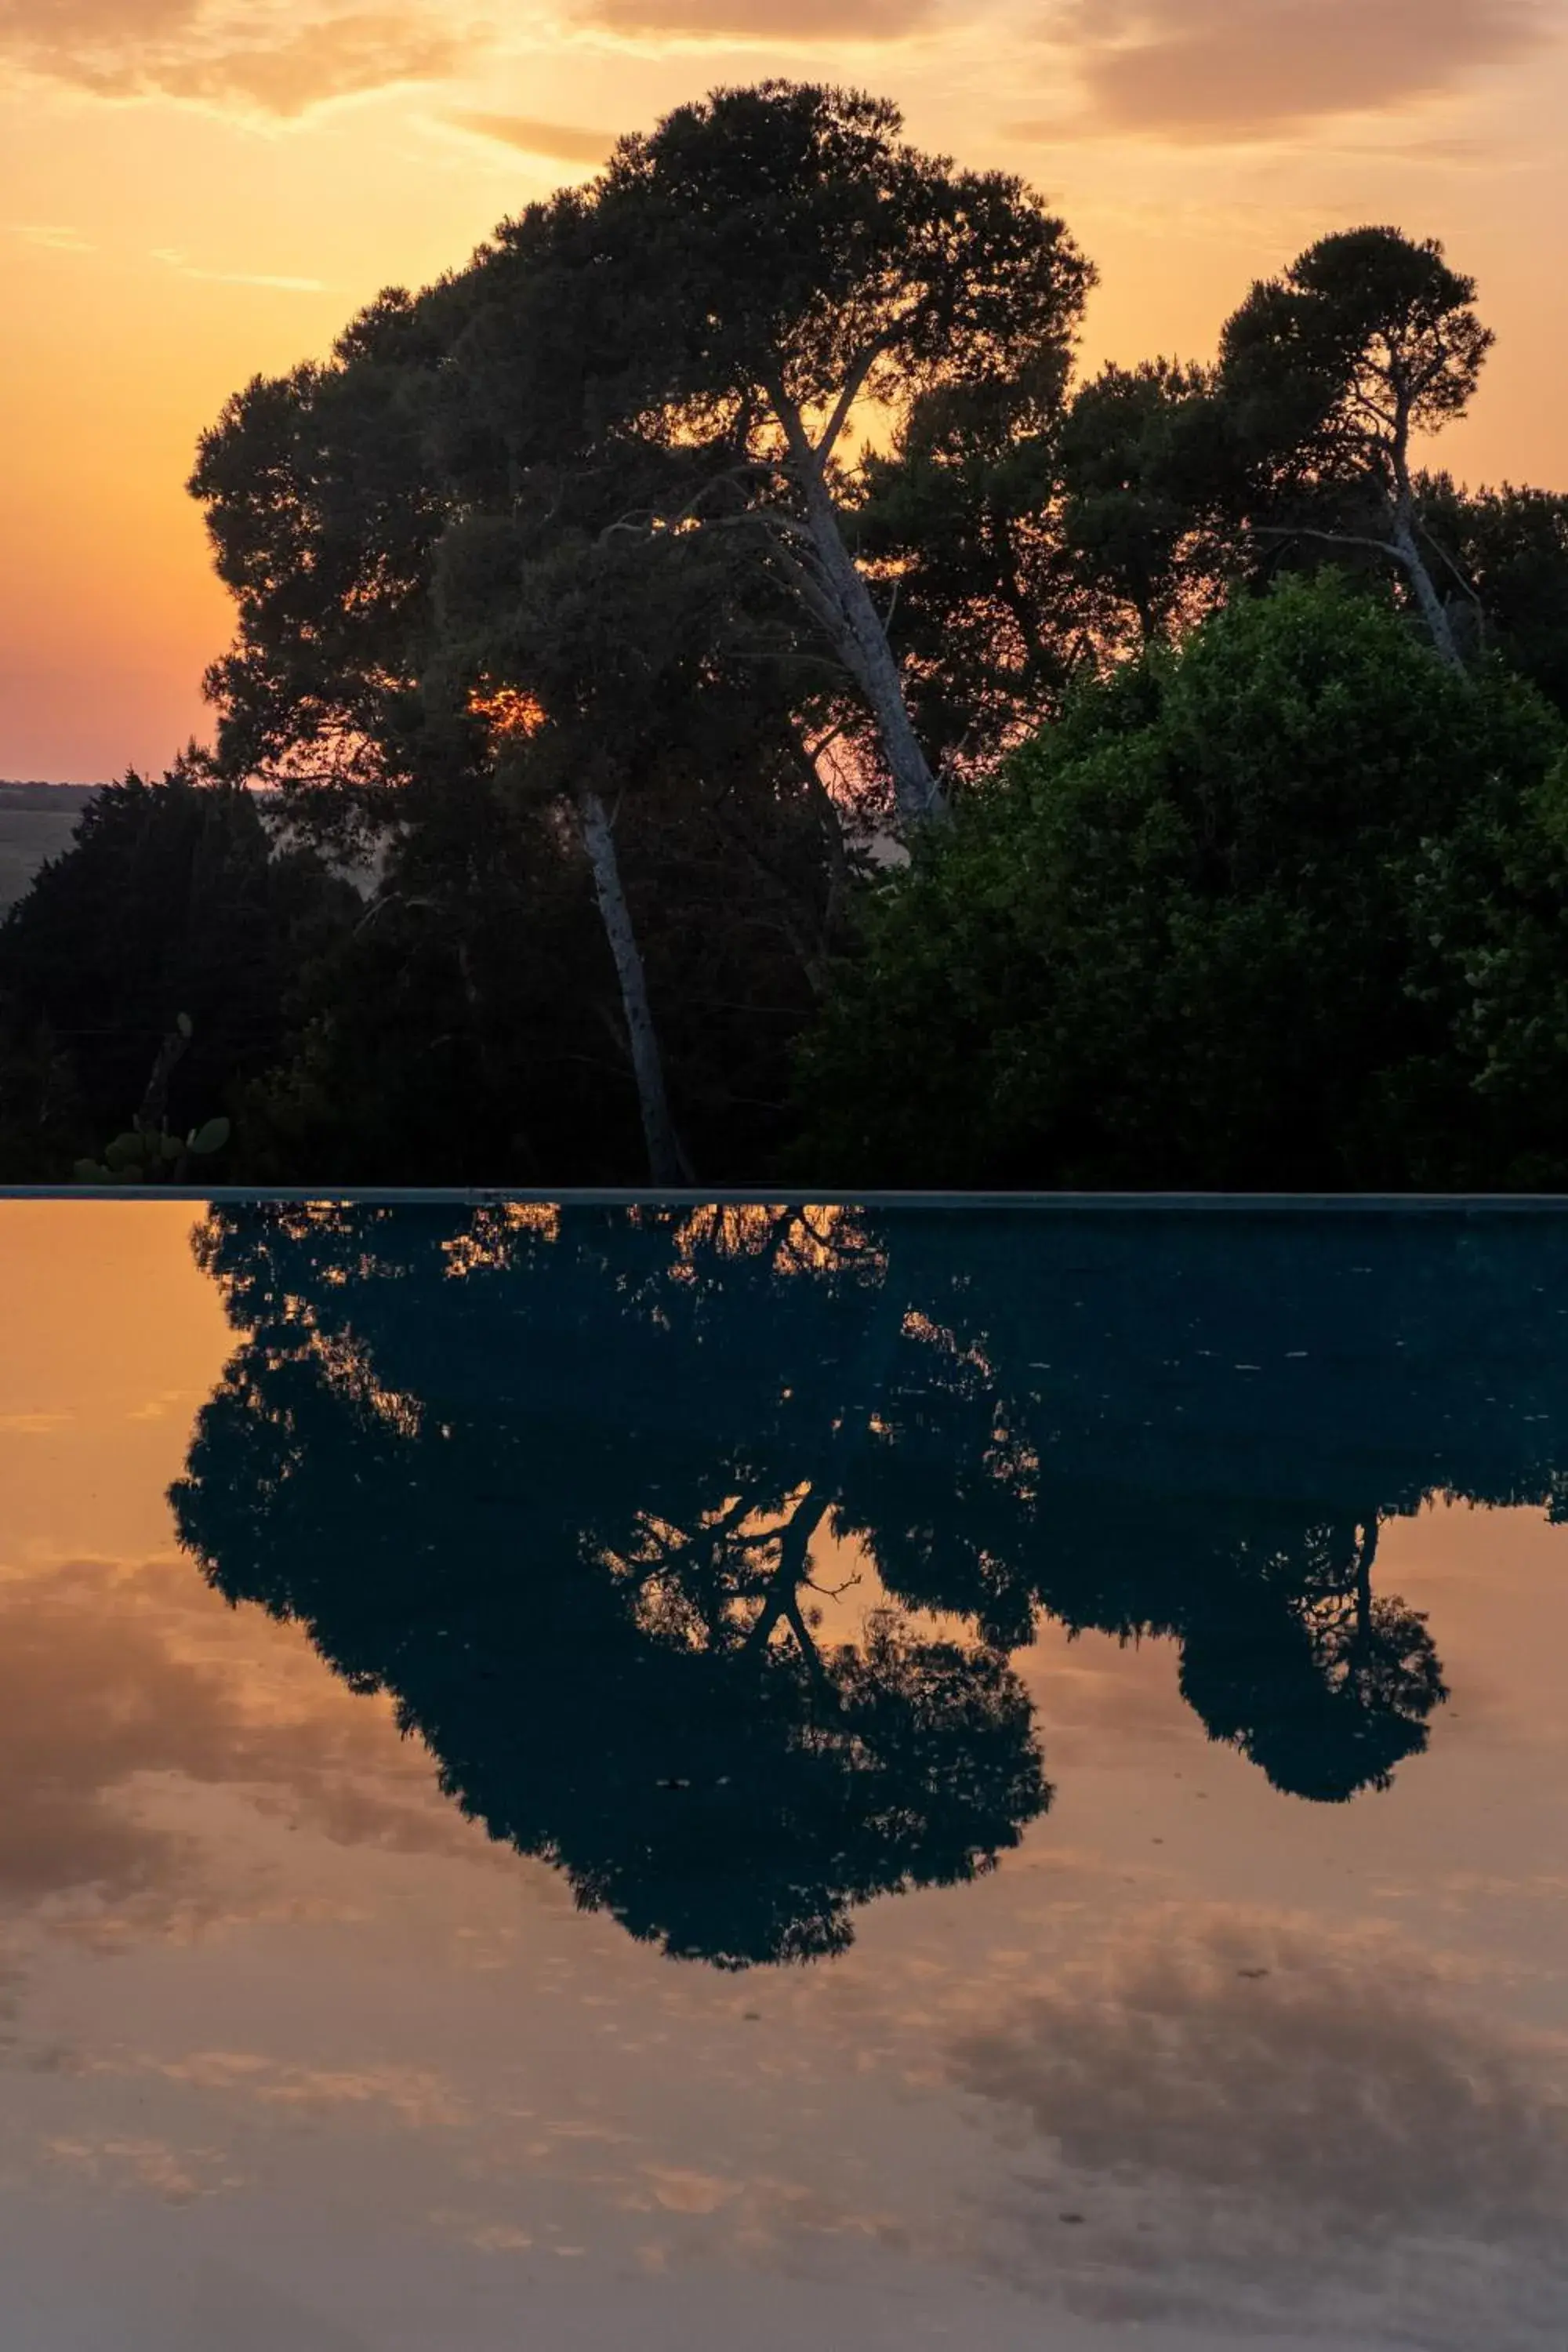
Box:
xmin=947 ymin=1905 xmax=1568 ymax=2343
xmin=0 ymin=1947 xmax=24 ymax=2053
xmin=85 ymin=2049 xmax=471 ymax=2131
xmin=42 ymin=2132 xmax=238 ymax=2206
xmin=0 ymin=1555 xmax=481 ymax=1943
xmin=1016 ymin=1623 xmax=1196 ymax=1758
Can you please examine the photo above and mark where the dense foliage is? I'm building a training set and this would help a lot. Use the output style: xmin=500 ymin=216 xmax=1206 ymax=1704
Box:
xmin=797 ymin=579 xmax=1568 ymax=1188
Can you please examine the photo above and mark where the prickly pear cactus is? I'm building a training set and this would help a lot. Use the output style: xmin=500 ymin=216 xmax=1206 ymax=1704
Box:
xmin=71 ymin=1014 xmax=232 ymax=1185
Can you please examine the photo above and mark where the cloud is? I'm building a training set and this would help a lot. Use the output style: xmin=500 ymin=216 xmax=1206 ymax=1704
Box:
xmin=451 ymin=111 xmax=617 ymax=163
xmin=127 ymin=1385 xmax=209 ymax=1421
xmin=570 ymin=0 xmax=934 ymax=40
xmin=158 ymin=9 xmax=463 ymax=113
xmin=0 ymin=2 xmax=465 ymax=116
xmin=1048 ymin=0 xmax=1556 ymax=142
xmin=153 ymin=246 xmax=332 ymax=291
xmin=7 ymin=226 xmax=95 ymax=254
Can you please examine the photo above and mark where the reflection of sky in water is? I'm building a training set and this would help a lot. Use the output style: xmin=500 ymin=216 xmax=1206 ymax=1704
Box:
xmin=0 ymin=1200 xmax=1566 ymax=2350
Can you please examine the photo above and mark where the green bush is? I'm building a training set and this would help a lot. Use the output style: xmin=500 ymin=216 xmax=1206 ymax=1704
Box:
xmin=796 ymin=576 xmax=1568 ymax=1189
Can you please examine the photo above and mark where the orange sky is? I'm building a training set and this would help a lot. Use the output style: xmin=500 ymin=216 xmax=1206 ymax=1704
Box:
xmin=2 ymin=1 xmax=1565 ymax=781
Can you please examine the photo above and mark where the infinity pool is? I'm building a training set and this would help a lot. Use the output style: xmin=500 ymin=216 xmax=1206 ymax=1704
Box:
xmin=1 ymin=1198 xmax=1565 ymax=2350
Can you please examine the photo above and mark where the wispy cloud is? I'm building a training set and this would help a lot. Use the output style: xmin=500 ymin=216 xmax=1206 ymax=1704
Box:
xmin=9 ymin=223 xmax=96 ymax=252
xmin=125 ymin=1385 xmax=203 ymax=1423
xmin=570 ymin=0 xmax=935 ymax=38
xmin=449 ymin=111 xmax=617 ymax=164
xmin=152 ymin=246 xmax=332 ymax=291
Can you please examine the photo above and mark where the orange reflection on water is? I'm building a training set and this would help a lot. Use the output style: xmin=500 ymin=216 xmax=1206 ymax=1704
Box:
xmin=0 ymin=1201 xmax=232 ymax=1562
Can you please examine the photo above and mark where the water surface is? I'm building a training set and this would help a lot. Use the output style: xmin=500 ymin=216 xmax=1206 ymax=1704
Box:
xmin=1 ymin=1199 xmax=1566 ymax=2350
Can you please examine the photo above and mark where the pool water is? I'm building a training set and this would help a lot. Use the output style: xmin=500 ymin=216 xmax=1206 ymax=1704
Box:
xmin=1 ymin=1197 xmax=1565 ymax=2350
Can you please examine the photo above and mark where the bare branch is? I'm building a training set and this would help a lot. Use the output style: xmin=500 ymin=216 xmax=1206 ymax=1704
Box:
xmin=1253 ymin=524 xmax=1402 ymax=561
xmin=1417 ymin=521 xmax=1483 ymax=608
xmin=813 ymin=332 xmax=898 ymax=467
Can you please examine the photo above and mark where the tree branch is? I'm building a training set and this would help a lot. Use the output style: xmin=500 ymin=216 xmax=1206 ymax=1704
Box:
xmin=813 ymin=332 xmax=898 ymax=468
xmin=1253 ymin=524 xmax=1403 ymax=561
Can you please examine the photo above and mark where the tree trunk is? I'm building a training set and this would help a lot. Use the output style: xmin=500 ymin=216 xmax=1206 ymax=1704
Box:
xmin=1391 ymin=506 xmax=1465 ymax=675
xmin=576 ymin=786 xmax=691 ymax=1187
xmin=137 ymin=1020 xmax=191 ymax=1132
xmin=1258 ymin=514 xmax=1469 ymax=677
xmin=757 ymin=380 xmax=945 ymax=828
xmin=800 ymin=479 xmax=945 ymax=827
xmin=765 ymin=376 xmax=942 ymax=828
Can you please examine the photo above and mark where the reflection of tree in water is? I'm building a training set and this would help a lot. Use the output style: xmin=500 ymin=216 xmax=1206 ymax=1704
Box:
xmin=172 ymin=1203 xmax=1048 ymax=1966
xmin=173 ymin=1203 xmax=1568 ymax=1963
xmin=1175 ymin=1517 xmax=1447 ymax=1802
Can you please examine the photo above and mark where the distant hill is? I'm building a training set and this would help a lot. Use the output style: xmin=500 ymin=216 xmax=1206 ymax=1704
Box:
xmin=0 ymin=781 xmax=383 ymax=920
xmin=0 ymin=783 xmax=101 ymax=914
xmin=0 ymin=782 xmax=103 ymax=814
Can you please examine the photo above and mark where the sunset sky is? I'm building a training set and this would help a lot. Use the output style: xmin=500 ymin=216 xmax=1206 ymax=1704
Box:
xmin=2 ymin=0 xmax=1564 ymax=782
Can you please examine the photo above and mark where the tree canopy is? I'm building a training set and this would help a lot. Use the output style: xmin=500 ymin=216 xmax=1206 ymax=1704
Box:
xmin=1214 ymin=227 xmax=1493 ymax=667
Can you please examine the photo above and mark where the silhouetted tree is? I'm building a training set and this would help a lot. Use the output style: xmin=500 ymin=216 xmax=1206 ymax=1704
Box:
xmin=190 ymin=130 xmax=868 ymax=1181
xmin=1058 ymin=358 xmax=1236 ymax=646
xmin=1217 ymin=227 xmax=1492 ymax=668
xmin=564 ymin=82 xmax=1094 ymax=823
xmin=853 ymin=357 xmax=1091 ymax=771
xmin=848 ymin=357 xmax=1232 ymax=775
xmin=234 ymin=789 xmax=641 ymax=1185
xmin=1414 ymin=476 xmax=1568 ymax=715
xmin=0 ymin=768 xmax=350 ymax=1176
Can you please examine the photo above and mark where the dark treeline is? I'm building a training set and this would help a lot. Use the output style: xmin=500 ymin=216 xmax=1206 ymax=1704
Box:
xmin=4 ymin=82 xmax=1568 ymax=1188
xmin=172 ymin=1200 xmax=1568 ymax=1965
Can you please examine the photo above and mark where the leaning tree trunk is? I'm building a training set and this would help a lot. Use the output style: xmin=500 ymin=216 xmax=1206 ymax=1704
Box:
xmin=791 ymin=457 xmax=946 ymax=830
xmin=1387 ymin=415 xmax=1465 ymax=677
xmin=1391 ymin=505 xmax=1465 ymax=675
xmin=576 ymin=786 xmax=691 ymax=1187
